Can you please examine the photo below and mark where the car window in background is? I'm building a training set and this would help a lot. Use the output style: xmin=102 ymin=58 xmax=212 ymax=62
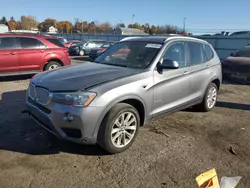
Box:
xmin=102 ymin=43 xmax=110 ymax=48
xmin=163 ymin=42 xmax=186 ymax=68
xmin=19 ymin=37 xmax=46 ymax=49
xmin=95 ymin=41 xmax=162 ymax=69
xmin=232 ymin=48 xmax=250 ymax=58
xmin=204 ymin=44 xmax=214 ymax=61
xmin=0 ymin=37 xmax=16 ymax=49
xmin=188 ymin=42 xmax=206 ymax=65
xmin=46 ymin=38 xmax=65 ymax=48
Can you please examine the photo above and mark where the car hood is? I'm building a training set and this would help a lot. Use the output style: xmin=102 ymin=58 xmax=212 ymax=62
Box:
xmin=31 ymin=62 xmax=143 ymax=91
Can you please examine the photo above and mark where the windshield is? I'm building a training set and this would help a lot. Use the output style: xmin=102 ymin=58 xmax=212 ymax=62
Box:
xmin=94 ymin=41 xmax=162 ymax=69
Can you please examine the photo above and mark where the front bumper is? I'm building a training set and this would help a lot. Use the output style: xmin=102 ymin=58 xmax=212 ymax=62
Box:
xmin=26 ymin=97 xmax=105 ymax=145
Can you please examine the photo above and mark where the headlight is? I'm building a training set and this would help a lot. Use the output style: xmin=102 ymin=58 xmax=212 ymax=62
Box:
xmin=51 ymin=92 xmax=96 ymax=107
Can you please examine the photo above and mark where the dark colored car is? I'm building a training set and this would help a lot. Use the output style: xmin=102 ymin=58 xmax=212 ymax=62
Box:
xmin=0 ymin=33 xmax=71 ymax=76
xmin=89 ymin=42 xmax=114 ymax=61
xmin=68 ymin=40 xmax=107 ymax=56
xmin=222 ymin=46 xmax=250 ymax=83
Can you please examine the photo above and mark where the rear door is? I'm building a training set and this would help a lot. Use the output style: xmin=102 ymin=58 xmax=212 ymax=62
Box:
xmin=187 ymin=41 xmax=212 ymax=101
xmin=17 ymin=37 xmax=46 ymax=72
xmin=0 ymin=37 xmax=18 ymax=74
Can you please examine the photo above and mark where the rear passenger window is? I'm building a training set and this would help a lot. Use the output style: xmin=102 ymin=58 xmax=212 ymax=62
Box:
xmin=19 ymin=37 xmax=46 ymax=49
xmin=0 ymin=37 xmax=16 ymax=49
xmin=204 ymin=44 xmax=214 ymax=61
xmin=188 ymin=42 xmax=207 ymax=66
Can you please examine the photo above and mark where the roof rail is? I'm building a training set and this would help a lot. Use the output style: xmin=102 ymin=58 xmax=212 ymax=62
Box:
xmin=120 ymin=36 xmax=142 ymax=42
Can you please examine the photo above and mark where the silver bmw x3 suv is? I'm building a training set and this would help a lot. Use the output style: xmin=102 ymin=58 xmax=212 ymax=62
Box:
xmin=26 ymin=36 xmax=222 ymax=153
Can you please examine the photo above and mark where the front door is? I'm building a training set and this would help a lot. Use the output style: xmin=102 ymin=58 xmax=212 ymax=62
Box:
xmin=152 ymin=41 xmax=191 ymax=117
xmin=17 ymin=37 xmax=46 ymax=72
xmin=0 ymin=37 xmax=18 ymax=74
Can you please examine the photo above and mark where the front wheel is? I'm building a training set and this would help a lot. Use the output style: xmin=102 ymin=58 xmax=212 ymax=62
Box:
xmin=196 ymin=83 xmax=218 ymax=112
xmin=79 ymin=50 xmax=85 ymax=56
xmin=97 ymin=103 xmax=140 ymax=154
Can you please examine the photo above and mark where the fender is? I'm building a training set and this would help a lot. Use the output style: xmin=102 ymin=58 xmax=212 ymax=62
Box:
xmin=92 ymin=94 xmax=148 ymax=139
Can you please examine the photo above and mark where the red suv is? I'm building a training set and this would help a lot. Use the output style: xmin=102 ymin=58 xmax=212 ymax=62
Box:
xmin=0 ymin=33 xmax=71 ymax=76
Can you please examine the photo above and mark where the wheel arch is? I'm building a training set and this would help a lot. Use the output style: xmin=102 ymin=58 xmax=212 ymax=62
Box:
xmin=93 ymin=95 xmax=147 ymax=139
xmin=43 ymin=59 xmax=63 ymax=71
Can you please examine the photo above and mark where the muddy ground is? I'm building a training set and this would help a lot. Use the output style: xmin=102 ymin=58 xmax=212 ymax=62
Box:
xmin=0 ymin=65 xmax=249 ymax=187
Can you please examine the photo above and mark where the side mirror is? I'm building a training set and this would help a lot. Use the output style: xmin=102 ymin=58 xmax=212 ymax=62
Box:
xmin=230 ymin=52 xmax=234 ymax=56
xmin=158 ymin=59 xmax=179 ymax=69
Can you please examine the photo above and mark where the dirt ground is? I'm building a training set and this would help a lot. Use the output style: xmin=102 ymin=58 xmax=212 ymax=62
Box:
xmin=0 ymin=68 xmax=249 ymax=187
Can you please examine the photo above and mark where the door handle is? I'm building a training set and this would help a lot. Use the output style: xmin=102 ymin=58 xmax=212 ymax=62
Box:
xmin=9 ymin=52 xmax=17 ymax=55
xmin=206 ymin=65 xmax=210 ymax=68
xmin=40 ymin=50 xmax=45 ymax=53
xmin=184 ymin=71 xmax=189 ymax=75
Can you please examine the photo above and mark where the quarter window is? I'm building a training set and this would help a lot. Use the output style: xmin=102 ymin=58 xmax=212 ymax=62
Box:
xmin=0 ymin=37 xmax=16 ymax=49
xmin=19 ymin=37 xmax=46 ymax=49
xmin=163 ymin=42 xmax=186 ymax=68
xmin=204 ymin=44 xmax=214 ymax=61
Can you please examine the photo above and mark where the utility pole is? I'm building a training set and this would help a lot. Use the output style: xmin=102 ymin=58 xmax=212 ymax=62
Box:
xmin=132 ymin=14 xmax=135 ymax=28
xmin=183 ymin=17 xmax=187 ymax=32
xmin=82 ymin=21 xmax=83 ymax=33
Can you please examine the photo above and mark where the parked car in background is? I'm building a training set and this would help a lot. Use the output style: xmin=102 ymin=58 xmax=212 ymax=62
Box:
xmin=68 ymin=40 xmax=107 ymax=56
xmin=222 ymin=46 xmax=250 ymax=83
xmin=89 ymin=42 xmax=115 ymax=61
xmin=229 ymin=31 xmax=250 ymax=37
xmin=0 ymin=33 xmax=71 ymax=76
xmin=57 ymin=37 xmax=70 ymax=47
xmin=26 ymin=36 xmax=222 ymax=154
xmin=67 ymin=40 xmax=83 ymax=47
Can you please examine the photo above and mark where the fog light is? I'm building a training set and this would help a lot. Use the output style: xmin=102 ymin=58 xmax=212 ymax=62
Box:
xmin=64 ymin=113 xmax=74 ymax=122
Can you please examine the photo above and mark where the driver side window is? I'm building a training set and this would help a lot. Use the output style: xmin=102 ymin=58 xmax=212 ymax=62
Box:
xmin=163 ymin=42 xmax=186 ymax=68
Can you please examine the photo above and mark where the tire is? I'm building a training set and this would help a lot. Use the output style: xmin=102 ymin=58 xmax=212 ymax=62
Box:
xmin=44 ymin=61 xmax=61 ymax=71
xmin=79 ymin=50 xmax=85 ymax=56
xmin=196 ymin=83 xmax=218 ymax=112
xmin=97 ymin=103 xmax=140 ymax=154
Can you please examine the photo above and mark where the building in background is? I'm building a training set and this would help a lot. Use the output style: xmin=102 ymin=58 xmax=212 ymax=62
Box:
xmin=113 ymin=27 xmax=149 ymax=35
xmin=48 ymin=26 xmax=58 ymax=34
xmin=0 ymin=24 xmax=9 ymax=33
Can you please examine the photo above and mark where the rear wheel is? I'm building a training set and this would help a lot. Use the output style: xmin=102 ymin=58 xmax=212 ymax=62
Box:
xmin=196 ymin=83 xmax=218 ymax=112
xmin=98 ymin=103 xmax=140 ymax=154
xmin=44 ymin=61 xmax=61 ymax=71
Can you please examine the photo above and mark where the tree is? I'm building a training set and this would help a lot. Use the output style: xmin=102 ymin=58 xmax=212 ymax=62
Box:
xmin=64 ymin=21 xmax=73 ymax=33
xmin=0 ymin=16 xmax=8 ymax=25
xmin=150 ymin=25 xmax=158 ymax=34
xmin=38 ymin=18 xmax=57 ymax=32
xmin=20 ymin=16 xmax=38 ymax=30
xmin=8 ymin=17 xmax=18 ymax=30
xmin=116 ymin=23 xmax=125 ymax=28
xmin=97 ymin=22 xmax=113 ymax=33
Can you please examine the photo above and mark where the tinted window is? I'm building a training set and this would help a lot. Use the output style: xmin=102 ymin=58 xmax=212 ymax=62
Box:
xmin=46 ymin=38 xmax=65 ymax=48
xmin=0 ymin=37 xmax=16 ymax=49
xmin=188 ymin=42 xmax=206 ymax=66
xmin=204 ymin=44 xmax=214 ymax=61
xmin=19 ymin=37 xmax=46 ymax=49
xmin=163 ymin=42 xmax=186 ymax=68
